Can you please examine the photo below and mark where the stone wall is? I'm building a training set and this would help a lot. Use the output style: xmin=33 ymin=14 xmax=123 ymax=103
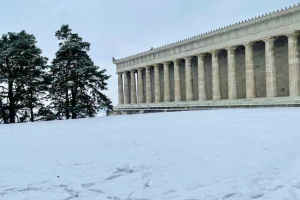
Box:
xmin=219 ymin=50 xmax=228 ymax=99
xmin=204 ymin=54 xmax=213 ymax=100
xmin=159 ymin=65 xmax=164 ymax=102
xmin=192 ymin=57 xmax=198 ymax=100
xmin=180 ymin=60 xmax=186 ymax=101
xmin=235 ymin=46 xmax=246 ymax=99
xmin=142 ymin=69 xmax=146 ymax=102
xmin=275 ymin=36 xmax=289 ymax=97
xmin=169 ymin=64 xmax=175 ymax=102
xmin=150 ymin=67 xmax=155 ymax=102
xmin=254 ymin=42 xmax=267 ymax=98
xmin=127 ymin=73 xmax=132 ymax=103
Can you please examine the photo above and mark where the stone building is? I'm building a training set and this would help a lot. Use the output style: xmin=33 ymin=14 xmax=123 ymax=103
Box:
xmin=112 ymin=4 xmax=300 ymax=115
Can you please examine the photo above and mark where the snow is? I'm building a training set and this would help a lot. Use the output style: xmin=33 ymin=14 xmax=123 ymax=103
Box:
xmin=1 ymin=108 xmax=300 ymax=200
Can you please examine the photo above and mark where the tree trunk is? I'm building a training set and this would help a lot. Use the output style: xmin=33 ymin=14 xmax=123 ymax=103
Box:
xmin=71 ymin=88 xmax=77 ymax=119
xmin=0 ymin=99 xmax=9 ymax=124
xmin=8 ymin=80 xmax=15 ymax=123
xmin=66 ymin=89 xmax=70 ymax=119
xmin=29 ymin=92 xmax=34 ymax=122
xmin=2 ymin=111 xmax=8 ymax=124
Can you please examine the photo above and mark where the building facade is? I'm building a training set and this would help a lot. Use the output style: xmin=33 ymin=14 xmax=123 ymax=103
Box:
xmin=112 ymin=5 xmax=300 ymax=115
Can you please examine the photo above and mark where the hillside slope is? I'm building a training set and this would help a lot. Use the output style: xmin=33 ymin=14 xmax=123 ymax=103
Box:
xmin=1 ymin=108 xmax=300 ymax=200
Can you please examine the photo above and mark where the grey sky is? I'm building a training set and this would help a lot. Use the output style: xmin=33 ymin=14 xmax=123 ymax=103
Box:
xmin=1 ymin=0 xmax=299 ymax=105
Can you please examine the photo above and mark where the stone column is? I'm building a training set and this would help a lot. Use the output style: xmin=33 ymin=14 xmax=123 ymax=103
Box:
xmin=264 ymin=38 xmax=277 ymax=98
xmin=245 ymin=42 xmax=256 ymax=98
xmin=163 ymin=62 xmax=171 ymax=102
xmin=227 ymin=46 xmax=237 ymax=99
xmin=145 ymin=66 xmax=152 ymax=103
xmin=211 ymin=50 xmax=221 ymax=100
xmin=137 ymin=68 xmax=144 ymax=103
xmin=185 ymin=57 xmax=193 ymax=101
xmin=130 ymin=70 xmax=137 ymax=104
xmin=197 ymin=54 xmax=206 ymax=101
xmin=173 ymin=59 xmax=182 ymax=101
xmin=287 ymin=33 xmax=300 ymax=97
xmin=118 ymin=73 xmax=124 ymax=104
xmin=123 ymin=71 xmax=130 ymax=104
xmin=154 ymin=64 xmax=161 ymax=103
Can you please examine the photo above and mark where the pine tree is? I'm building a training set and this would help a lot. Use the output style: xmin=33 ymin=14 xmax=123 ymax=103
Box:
xmin=0 ymin=31 xmax=48 ymax=123
xmin=23 ymin=65 xmax=50 ymax=122
xmin=50 ymin=25 xmax=112 ymax=119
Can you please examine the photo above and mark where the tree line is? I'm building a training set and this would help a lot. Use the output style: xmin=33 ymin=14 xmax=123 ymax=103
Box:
xmin=0 ymin=25 xmax=112 ymax=124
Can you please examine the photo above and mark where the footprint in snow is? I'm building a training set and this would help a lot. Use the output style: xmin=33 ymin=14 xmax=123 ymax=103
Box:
xmin=269 ymin=185 xmax=283 ymax=191
xmin=88 ymin=189 xmax=104 ymax=193
xmin=251 ymin=194 xmax=264 ymax=199
xmin=104 ymin=174 xmax=123 ymax=181
xmin=115 ymin=166 xmax=134 ymax=174
xmin=293 ymin=183 xmax=300 ymax=189
xmin=222 ymin=193 xmax=236 ymax=199
xmin=81 ymin=183 xmax=95 ymax=188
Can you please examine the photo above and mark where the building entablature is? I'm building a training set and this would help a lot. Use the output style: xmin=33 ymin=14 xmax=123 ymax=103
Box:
xmin=114 ymin=4 xmax=300 ymax=73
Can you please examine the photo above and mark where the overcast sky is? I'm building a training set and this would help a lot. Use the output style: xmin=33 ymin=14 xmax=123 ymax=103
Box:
xmin=1 ymin=0 xmax=299 ymax=105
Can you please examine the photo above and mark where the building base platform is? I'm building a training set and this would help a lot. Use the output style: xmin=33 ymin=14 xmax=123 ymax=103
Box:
xmin=107 ymin=97 xmax=300 ymax=116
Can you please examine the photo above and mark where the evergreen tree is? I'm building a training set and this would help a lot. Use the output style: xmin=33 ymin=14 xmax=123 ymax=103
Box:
xmin=23 ymin=65 xmax=50 ymax=122
xmin=0 ymin=31 xmax=48 ymax=123
xmin=50 ymin=25 xmax=112 ymax=119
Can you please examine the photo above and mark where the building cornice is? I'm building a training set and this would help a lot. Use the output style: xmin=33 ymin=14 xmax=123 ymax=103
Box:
xmin=114 ymin=4 xmax=300 ymax=64
xmin=114 ymin=4 xmax=300 ymax=73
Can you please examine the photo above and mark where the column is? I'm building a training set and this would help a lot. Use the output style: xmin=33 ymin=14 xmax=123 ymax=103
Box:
xmin=163 ymin=62 xmax=171 ymax=102
xmin=245 ymin=42 xmax=256 ymax=98
xmin=146 ymin=66 xmax=152 ymax=103
xmin=154 ymin=64 xmax=161 ymax=103
xmin=137 ymin=68 xmax=144 ymax=103
xmin=211 ymin=50 xmax=221 ymax=100
xmin=174 ymin=59 xmax=182 ymax=101
xmin=227 ymin=46 xmax=237 ymax=99
xmin=118 ymin=73 xmax=124 ymax=104
xmin=197 ymin=54 xmax=207 ymax=100
xmin=264 ymin=38 xmax=277 ymax=98
xmin=130 ymin=70 xmax=137 ymax=104
xmin=123 ymin=71 xmax=130 ymax=104
xmin=287 ymin=33 xmax=300 ymax=97
xmin=185 ymin=57 xmax=193 ymax=101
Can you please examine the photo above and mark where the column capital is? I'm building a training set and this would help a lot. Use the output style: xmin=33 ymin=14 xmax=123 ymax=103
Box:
xmin=184 ymin=56 xmax=193 ymax=61
xmin=210 ymin=49 xmax=219 ymax=55
xmin=153 ymin=63 xmax=160 ymax=68
xmin=244 ymin=41 xmax=255 ymax=47
xmin=172 ymin=59 xmax=181 ymax=65
xmin=163 ymin=61 xmax=171 ymax=65
xmin=226 ymin=46 xmax=237 ymax=51
xmin=262 ymin=37 xmax=276 ymax=42
xmin=197 ymin=53 xmax=206 ymax=58
xmin=145 ymin=65 xmax=152 ymax=69
xmin=123 ymin=70 xmax=129 ymax=74
xmin=116 ymin=72 xmax=123 ymax=75
xmin=138 ymin=67 xmax=144 ymax=71
xmin=130 ymin=69 xmax=137 ymax=72
xmin=286 ymin=32 xmax=299 ymax=37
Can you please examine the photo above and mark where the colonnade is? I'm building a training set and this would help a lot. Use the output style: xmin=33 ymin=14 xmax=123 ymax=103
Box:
xmin=118 ymin=33 xmax=300 ymax=105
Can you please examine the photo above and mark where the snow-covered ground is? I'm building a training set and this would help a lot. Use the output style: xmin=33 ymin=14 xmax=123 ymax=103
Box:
xmin=1 ymin=108 xmax=300 ymax=200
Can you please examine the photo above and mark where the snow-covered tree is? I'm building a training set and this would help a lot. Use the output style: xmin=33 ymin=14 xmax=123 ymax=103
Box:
xmin=0 ymin=31 xmax=48 ymax=123
xmin=50 ymin=25 xmax=112 ymax=119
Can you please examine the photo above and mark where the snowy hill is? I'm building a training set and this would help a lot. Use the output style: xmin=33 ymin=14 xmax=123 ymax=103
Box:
xmin=1 ymin=108 xmax=300 ymax=200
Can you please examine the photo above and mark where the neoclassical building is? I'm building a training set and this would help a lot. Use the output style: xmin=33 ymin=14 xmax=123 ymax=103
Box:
xmin=112 ymin=4 xmax=300 ymax=115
